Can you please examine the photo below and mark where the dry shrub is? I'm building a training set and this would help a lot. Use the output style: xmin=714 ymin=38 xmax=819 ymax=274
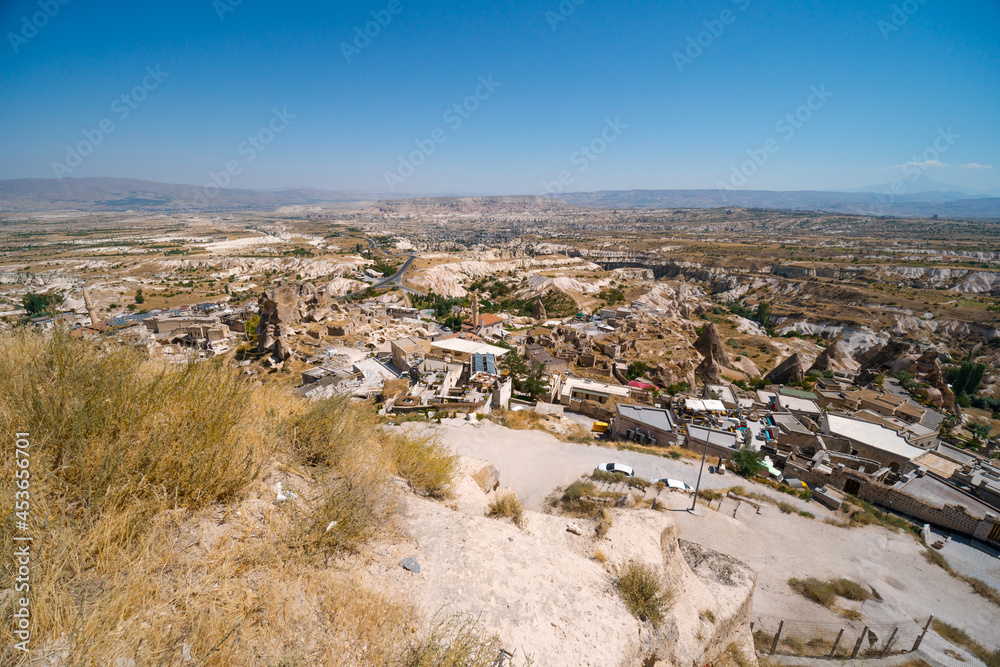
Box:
xmin=777 ymin=501 xmax=797 ymax=514
xmin=564 ymin=480 xmax=596 ymax=501
xmin=486 ymin=491 xmax=526 ymax=529
xmin=924 ymin=549 xmax=1000 ymax=607
xmin=403 ymin=613 xmax=510 ymax=667
xmin=831 ymin=577 xmax=870 ymax=601
xmin=0 ymin=330 xmax=264 ymax=517
xmin=0 ymin=330 xmax=437 ymax=662
xmin=593 ymin=548 xmax=608 ymax=563
xmin=292 ymin=394 xmax=378 ymax=468
xmin=303 ymin=466 xmax=403 ymax=554
xmin=613 ymin=559 xmax=673 ymax=626
xmin=387 ymin=432 xmax=458 ymax=499
xmin=727 ymin=643 xmax=752 ymax=667
xmin=933 ymin=620 xmax=1000 ymax=667
xmin=596 ymin=507 xmax=613 ymax=539
xmin=698 ymin=488 xmax=724 ymax=502
xmin=493 ymin=407 xmax=547 ymax=432
xmin=591 ymin=469 xmax=628 ymax=484
xmin=788 ymin=577 xmax=837 ymax=608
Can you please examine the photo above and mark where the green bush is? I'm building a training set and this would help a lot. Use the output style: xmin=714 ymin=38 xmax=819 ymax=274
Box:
xmin=614 ymin=560 xmax=674 ymax=626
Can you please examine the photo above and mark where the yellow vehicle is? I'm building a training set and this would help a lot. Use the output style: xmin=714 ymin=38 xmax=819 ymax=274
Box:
xmin=592 ymin=421 xmax=609 ymax=434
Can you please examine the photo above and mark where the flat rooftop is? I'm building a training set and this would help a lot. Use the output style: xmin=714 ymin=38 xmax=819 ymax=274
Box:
xmin=897 ymin=475 xmax=995 ymax=519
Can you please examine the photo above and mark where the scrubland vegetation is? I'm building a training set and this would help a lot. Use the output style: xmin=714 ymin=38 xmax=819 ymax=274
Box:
xmin=0 ymin=330 xmax=514 ymax=665
xmin=613 ymin=559 xmax=673 ymax=626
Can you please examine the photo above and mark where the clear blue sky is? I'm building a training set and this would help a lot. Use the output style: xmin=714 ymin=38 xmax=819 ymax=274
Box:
xmin=1 ymin=0 xmax=998 ymax=195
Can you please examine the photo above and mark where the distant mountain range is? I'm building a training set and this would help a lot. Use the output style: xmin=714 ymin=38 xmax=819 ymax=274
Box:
xmin=547 ymin=188 xmax=1000 ymax=218
xmin=1 ymin=177 xmax=998 ymax=218
xmin=0 ymin=177 xmax=392 ymax=213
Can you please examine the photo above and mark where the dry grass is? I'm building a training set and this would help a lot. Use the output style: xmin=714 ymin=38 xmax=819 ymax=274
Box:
xmin=593 ymin=547 xmax=608 ymax=563
xmin=933 ymin=619 xmax=1000 ymax=667
xmin=403 ymin=613 xmax=533 ymax=666
xmin=923 ymin=549 xmax=1000 ymax=607
xmin=612 ymin=559 xmax=674 ymax=626
xmin=491 ymin=407 xmax=548 ymax=432
xmin=787 ymin=577 xmax=870 ymax=610
xmin=0 ymin=329 xmax=466 ymax=664
xmin=387 ymin=432 xmax=458 ymax=499
xmin=698 ymin=488 xmax=725 ymax=502
xmin=596 ymin=507 xmax=614 ymax=539
xmin=486 ymin=490 xmax=526 ymax=529
xmin=292 ymin=393 xmax=378 ymax=468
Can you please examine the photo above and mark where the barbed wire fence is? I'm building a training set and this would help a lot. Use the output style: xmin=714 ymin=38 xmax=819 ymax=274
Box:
xmin=750 ymin=613 xmax=933 ymax=660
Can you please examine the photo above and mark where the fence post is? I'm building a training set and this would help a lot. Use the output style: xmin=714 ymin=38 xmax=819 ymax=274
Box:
xmin=770 ymin=619 xmax=784 ymax=655
xmin=911 ymin=616 xmax=934 ymax=652
xmin=881 ymin=626 xmax=899 ymax=657
xmin=829 ymin=628 xmax=845 ymax=659
xmin=851 ymin=626 xmax=869 ymax=659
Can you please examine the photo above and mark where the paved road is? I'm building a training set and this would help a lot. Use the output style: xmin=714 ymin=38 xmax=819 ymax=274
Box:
xmin=412 ymin=419 xmax=737 ymax=510
xmin=339 ymin=242 xmax=422 ymax=300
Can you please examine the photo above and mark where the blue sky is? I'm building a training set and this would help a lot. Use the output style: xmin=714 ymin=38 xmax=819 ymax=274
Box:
xmin=1 ymin=0 xmax=998 ymax=195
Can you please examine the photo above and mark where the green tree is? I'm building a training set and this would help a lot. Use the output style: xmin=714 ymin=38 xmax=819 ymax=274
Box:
xmin=22 ymin=292 xmax=59 ymax=316
xmin=755 ymin=302 xmax=771 ymax=327
xmin=134 ymin=289 xmax=145 ymax=304
xmin=968 ymin=423 xmax=991 ymax=442
xmin=731 ymin=446 xmax=765 ymax=478
xmin=244 ymin=315 xmax=260 ymax=346
xmin=501 ymin=353 xmax=548 ymax=400
xmin=626 ymin=361 xmax=650 ymax=381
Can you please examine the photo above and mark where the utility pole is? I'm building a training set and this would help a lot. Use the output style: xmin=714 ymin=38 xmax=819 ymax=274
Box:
xmin=690 ymin=437 xmax=709 ymax=512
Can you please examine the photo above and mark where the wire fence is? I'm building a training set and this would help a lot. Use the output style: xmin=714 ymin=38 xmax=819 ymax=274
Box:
xmin=751 ymin=613 xmax=932 ymax=659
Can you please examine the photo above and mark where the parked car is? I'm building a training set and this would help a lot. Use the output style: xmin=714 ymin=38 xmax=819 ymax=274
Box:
xmin=596 ymin=462 xmax=634 ymax=477
xmin=654 ymin=478 xmax=694 ymax=491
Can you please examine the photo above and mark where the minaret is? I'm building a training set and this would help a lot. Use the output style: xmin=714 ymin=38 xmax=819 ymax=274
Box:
xmin=82 ymin=284 xmax=101 ymax=325
xmin=471 ymin=291 xmax=479 ymax=327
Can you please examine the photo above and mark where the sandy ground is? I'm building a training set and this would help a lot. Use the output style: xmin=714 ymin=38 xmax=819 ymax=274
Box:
xmin=409 ymin=418 xmax=738 ymax=510
xmin=405 ymin=419 xmax=1000 ymax=664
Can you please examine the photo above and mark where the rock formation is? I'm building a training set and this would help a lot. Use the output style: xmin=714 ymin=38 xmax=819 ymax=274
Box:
xmin=532 ymin=296 xmax=547 ymax=322
xmin=808 ymin=339 xmax=854 ymax=373
xmin=856 ymin=340 xmax=911 ymax=386
xmin=694 ymin=322 xmax=730 ymax=368
xmin=695 ymin=348 xmax=723 ymax=385
xmin=256 ymin=281 xmax=348 ymax=358
xmin=766 ymin=353 xmax=806 ymax=385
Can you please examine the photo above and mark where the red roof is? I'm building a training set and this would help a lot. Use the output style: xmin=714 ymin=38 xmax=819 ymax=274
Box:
xmin=478 ymin=313 xmax=504 ymax=326
xmin=628 ymin=380 xmax=656 ymax=390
